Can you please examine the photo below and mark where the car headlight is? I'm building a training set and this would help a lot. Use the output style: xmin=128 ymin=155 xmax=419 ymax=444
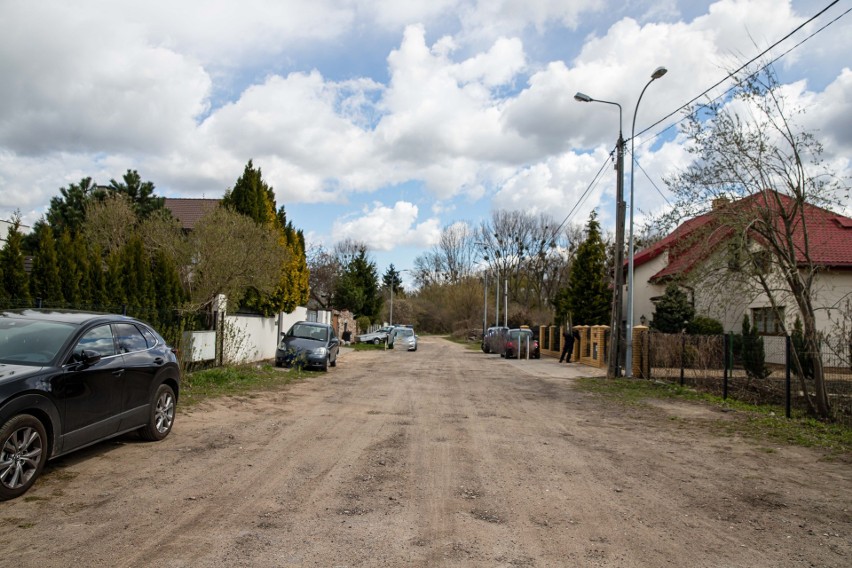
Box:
xmin=311 ymin=347 xmax=328 ymax=356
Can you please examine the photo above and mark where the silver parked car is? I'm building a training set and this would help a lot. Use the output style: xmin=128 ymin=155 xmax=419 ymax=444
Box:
xmin=389 ymin=327 xmax=417 ymax=351
xmin=357 ymin=326 xmax=394 ymax=345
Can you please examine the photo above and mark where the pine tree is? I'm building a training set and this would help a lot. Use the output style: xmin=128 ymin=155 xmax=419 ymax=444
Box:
xmin=0 ymin=216 xmax=32 ymax=305
xmin=563 ymin=211 xmax=610 ymax=325
xmin=334 ymin=247 xmax=382 ymax=322
xmin=28 ymin=224 xmax=63 ymax=306
xmin=108 ymin=169 xmax=165 ymax=220
xmin=382 ymin=264 xmax=403 ymax=294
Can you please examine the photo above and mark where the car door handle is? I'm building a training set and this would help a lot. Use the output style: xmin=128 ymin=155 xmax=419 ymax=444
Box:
xmin=112 ymin=369 xmax=125 ymax=377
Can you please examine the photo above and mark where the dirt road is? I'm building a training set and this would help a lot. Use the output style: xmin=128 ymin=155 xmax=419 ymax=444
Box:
xmin=2 ymin=336 xmax=850 ymax=567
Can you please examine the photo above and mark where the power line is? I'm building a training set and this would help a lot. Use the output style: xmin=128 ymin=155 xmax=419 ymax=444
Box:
xmin=553 ymin=153 xmax=613 ymax=235
xmin=633 ymin=0 xmax=847 ymax=142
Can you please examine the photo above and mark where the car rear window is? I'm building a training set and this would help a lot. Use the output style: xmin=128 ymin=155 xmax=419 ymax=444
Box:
xmin=115 ymin=323 xmax=149 ymax=353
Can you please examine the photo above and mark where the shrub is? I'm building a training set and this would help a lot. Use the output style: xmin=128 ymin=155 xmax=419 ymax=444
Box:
xmin=687 ymin=316 xmax=724 ymax=335
xmin=741 ymin=315 xmax=770 ymax=381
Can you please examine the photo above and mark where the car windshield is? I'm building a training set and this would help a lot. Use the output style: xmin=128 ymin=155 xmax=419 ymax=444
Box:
xmin=288 ymin=324 xmax=328 ymax=342
xmin=509 ymin=330 xmax=533 ymax=341
xmin=0 ymin=318 xmax=77 ymax=365
xmin=397 ymin=329 xmax=414 ymax=337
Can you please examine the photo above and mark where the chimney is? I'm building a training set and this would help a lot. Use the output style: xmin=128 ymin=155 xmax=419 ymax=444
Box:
xmin=712 ymin=196 xmax=730 ymax=210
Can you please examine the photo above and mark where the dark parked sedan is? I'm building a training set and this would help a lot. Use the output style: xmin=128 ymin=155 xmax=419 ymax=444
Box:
xmin=0 ymin=309 xmax=180 ymax=501
xmin=275 ymin=321 xmax=339 ymax=371
xmin=501 ymin=328 xmax=540 ymax=359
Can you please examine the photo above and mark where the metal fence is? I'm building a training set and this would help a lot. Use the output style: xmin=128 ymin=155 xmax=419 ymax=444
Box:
xmin=645 ymin=331 xmax=852 ymax=424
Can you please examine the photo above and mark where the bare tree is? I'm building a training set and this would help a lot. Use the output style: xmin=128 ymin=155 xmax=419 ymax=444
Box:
xmin=184 ymin=206 xmax=285 ymax=312
xmin=412 ymin=222 xmax=478 ymax=288
xmin=83 ymin=193 xmax=137 ymax=256
xmin=307 ymin=244 xmax=340 ymax=310
xmin=662 ymin=65 xmax=847 ymax=419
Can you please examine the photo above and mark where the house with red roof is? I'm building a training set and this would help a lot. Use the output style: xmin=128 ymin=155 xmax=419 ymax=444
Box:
xmin=630 ymin=191 xmax=852 ymax=339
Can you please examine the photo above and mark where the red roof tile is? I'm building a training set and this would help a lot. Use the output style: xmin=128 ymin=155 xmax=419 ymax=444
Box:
xmin=634 ymin=190 xmax=852 ymax=282
xmin=164 ymin=198 xmax=220 ymax=230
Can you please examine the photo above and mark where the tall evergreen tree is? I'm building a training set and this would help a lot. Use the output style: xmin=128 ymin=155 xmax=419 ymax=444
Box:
xmin=334 ymin=247 xmax=382 ymax=322
xmin=119 ymin=236 xmax=155 ymax=321
xmin=148 ymin=249 xmax=185 ymax=327
xmin=55 ymin=229 xmax=85 ymax=305
xmin=561 ymin=211 xmax=610 ymax=325
xmin=382 ymin=264 xmax=403 ymax=294
xmin=108 ymin=169 xmax=165 ymax=220
xmin=44 ymin=177 xmax=105 ymax=237
xmin=88 ymin=245 xmax=108 ymax=309
xmin=222 ymin=160 xmax=277 ymax=226
xmin=28 ymin=224 xmax=63 ymax=305
xmin=0 ymin=216 xmax=32 ymax=305
xmin=105 ymin=250 xmax=127 ymax=310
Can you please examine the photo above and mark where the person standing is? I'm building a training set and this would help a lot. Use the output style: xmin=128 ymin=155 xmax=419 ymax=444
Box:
xmin=559 ymin=326 xmax=575 ymax=363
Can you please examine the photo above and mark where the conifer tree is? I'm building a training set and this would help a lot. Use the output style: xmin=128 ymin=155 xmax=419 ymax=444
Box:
xmin=55 ymin=229 xmax=85 ymax=305
xmin=119 ymin=236 xmax=155 ymax=321
xmin=741 ymin=314 xmax=770 ymax=381
xmin=29 ymin=224 xmax=63 ymax=306
xmin=0 ymin=216 xmax=32 ymax=305
xmin=222 ymin=160 xmax=276 ymax=226
xmin=150 ymin=249 xmax=186 ymax=326
xmin=562 ymin=211 xmax=610 ymax=325
xmin=88 ymin=245 xmax=108 ymax=309
xmin=651 ymin=283 xmax=695 ymax=333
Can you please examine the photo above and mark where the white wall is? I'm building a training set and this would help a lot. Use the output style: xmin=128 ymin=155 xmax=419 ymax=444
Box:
xmin=629 ymin=253 xmax=668 ymax=326
xmin=223 ymin=314 xmax=278 ymax=364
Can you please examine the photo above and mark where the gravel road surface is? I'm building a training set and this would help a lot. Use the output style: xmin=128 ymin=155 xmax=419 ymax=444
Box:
xmin=2 ymin=336 xmax=850 ymax=567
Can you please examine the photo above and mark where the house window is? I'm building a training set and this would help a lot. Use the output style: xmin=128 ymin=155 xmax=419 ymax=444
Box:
xmin=751 ymin=307 xmax=784 ymax=335
xmin=306 ymin=310 xmax=318 ymax=323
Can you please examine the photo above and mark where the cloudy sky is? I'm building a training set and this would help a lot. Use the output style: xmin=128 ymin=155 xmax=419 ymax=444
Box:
xmin=1 ymin=0 xmax=850 ymax=279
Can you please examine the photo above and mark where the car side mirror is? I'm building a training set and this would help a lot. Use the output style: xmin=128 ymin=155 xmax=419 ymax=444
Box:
xmin=80 ymin=349 xmax=102 ymax=366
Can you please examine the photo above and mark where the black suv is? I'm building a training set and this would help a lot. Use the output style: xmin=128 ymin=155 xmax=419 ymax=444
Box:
xmin=0 ymin=310 xmax=180 ymax=501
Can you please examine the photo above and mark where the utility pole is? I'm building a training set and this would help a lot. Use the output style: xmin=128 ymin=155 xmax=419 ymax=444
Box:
xmin=609 ymin=134 xmax=625 ymax=378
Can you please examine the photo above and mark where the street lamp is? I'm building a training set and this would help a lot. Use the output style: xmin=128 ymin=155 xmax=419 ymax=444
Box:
xmin=573 ymin=92 xmax=625 ymax=379
xmin=625 ymin=66 xmax=667 ymax=378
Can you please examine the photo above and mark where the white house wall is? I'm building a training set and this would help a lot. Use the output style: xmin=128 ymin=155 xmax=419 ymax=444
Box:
xmin=629 ymin=252 xmax=668 ymax=327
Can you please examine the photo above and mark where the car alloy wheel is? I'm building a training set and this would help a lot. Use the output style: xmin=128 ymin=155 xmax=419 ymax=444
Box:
xmin=0 ymin=415 xmax=48 ymax=499
xmin=154 ymin=389 xmax=175 ymax=434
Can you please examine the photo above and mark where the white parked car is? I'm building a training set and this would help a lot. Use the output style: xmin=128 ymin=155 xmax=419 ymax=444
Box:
xmin=389 ymin=327 xmax=417 ymax=351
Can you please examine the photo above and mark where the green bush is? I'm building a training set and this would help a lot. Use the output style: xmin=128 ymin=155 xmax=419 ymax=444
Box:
xmin=356 ymin=315 xmax=371 ymax=335
xmin=791 ymin=317 xmax=815 ymax=381
xmin=687 ymin=316 xmax=724 ymax=335
xmin=741 ymin=315 xmax=770 ymax=381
